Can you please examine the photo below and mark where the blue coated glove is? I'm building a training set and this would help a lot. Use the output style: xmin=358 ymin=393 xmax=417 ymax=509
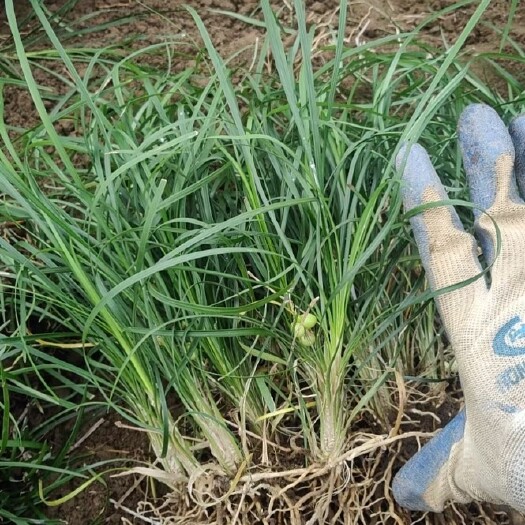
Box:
xmin=392 ymin=104 xmax=525 ymax=512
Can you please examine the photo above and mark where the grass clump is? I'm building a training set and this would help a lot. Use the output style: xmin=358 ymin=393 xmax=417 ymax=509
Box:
xmin=1 ymin=0 xmax=524 ymax=522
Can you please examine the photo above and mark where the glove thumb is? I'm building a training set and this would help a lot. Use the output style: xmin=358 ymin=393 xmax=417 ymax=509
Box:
xmin=393 ymin=410 xmax=470 ymax=511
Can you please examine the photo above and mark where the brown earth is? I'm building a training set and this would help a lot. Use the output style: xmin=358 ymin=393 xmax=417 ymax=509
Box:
xmin=2 ymin=0 xmax=525 ymax=131
xmin=2 ymin=0 xmax=525 ymax=523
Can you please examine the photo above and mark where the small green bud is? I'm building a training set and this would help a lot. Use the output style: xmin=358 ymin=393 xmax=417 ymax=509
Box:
xmin=298 ymin=330 xmax=315 ymax=347
xmin=301 ymin=313 xmax=317 ymax=329
xmin=293 ymin=323 xmax=306 ymax=338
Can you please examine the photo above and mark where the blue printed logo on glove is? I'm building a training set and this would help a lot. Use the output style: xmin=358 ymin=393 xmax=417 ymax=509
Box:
xmin=493 ymin=316 xmax=525 ymax=357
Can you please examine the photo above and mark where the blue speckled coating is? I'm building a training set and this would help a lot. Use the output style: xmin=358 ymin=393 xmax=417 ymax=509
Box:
xmin=458 ymin=104 xmax=517 ymax=216
xmin=509 ymin=114 xmax=525 ymax=198
xmin=396 ymin=143 xmax=449 ymax=210
xmin=392 ymin=410 xmax=466 ymax=511
xmin=396 ymin=143 xmax=465 ymax=277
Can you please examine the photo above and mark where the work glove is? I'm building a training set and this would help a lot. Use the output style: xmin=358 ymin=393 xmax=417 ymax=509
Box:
xmin=392 ymin=103 xmax=525 ymax=513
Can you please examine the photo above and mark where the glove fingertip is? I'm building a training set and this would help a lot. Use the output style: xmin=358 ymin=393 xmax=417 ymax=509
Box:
xmin=396 ymin=142 xmax=447 ymax=211
xmin=458 ymin=103 xmax=515 ymax=211
xmin=458 ymin=104 xmax=513 ymax=157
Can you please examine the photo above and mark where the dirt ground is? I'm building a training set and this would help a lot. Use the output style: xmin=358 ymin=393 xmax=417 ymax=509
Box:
xmin=2 ymin=0 xmax=525 ymax=523
xmin=2 ymin=0 xmax=525 ymax=131
xmin=8 ymin=0 xmax=525 ymax=54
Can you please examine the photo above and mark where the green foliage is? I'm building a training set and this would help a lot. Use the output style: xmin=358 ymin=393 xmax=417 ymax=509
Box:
xmin=1 ymin=0 xmax=524 ymax=520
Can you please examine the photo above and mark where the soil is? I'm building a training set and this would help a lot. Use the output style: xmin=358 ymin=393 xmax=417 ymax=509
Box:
xmin=44 ymin=411 xmax=155 ymax=524
xmin=2 ymin=0 xmax=525 ymax=523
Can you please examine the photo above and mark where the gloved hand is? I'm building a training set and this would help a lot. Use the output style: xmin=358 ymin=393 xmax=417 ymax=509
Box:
xmin=392 ymin=103 xmax=525 ymax=512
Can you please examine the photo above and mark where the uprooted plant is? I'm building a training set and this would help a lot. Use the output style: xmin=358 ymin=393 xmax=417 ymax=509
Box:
xmin=1 ymin=0 xmax=523 ymax=522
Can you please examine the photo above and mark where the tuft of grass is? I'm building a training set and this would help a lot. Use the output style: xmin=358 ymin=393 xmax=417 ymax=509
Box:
xmin=1 ymin=0 xmax=524 ymax=521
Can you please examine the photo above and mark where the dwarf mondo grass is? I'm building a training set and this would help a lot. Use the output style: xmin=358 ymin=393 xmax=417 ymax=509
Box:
xmin=1 ymin=0 xmax=524 ymax=521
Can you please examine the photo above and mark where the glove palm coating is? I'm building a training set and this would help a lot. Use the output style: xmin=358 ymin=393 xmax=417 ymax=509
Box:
xmin=392 ymin=104 xmax=525 ymax=512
